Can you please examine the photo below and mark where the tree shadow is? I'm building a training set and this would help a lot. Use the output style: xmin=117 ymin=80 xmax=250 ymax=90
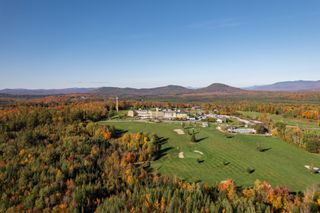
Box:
xmin=113 ymin=128 xmax=128 ymax=138
xmin=154 ymin=147 xmax=173 ymax=160
xmin=225 ymin=133 xmax=234 ymax=139
xmin=258 ymin=147 xmax=272 ymax=152
xmin=223 ymin=161 xmax=230 ymax=166
xmin=152 ymin=136 xmax=173 ymax=160
xmin=158 ymin=137 xmax=169 ymax=145
xmin=248 ymin=170 xmax=255 ymax=174
xmin=197 ymin=159 xmax=205 ymax=163
xmin=247 ymin=168 xmax=255 ymax=174
xmin=196 ymin=136 xmax=208 ymax=143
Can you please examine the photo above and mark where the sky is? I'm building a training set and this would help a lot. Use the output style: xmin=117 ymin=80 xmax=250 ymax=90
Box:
xmin=1 ymin=0 xmax=320 ymax=89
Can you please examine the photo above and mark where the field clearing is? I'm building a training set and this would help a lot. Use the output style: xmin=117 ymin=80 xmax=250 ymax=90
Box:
xmin=240 ymin=111 xmax=319 ymax=129
xmin=100 ymin=120 xmax=320 ymax=191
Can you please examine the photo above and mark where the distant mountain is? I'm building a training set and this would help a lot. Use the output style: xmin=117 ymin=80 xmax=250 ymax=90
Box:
xmin=4 ymin=80 xmax=320 ymax=96
xmin=94 ymin=85 xmax=190 ymax=97
xmin=0 ymin=83 xmax=246 ymax=97
xmin=196 ymin=83 xmax=244 ymax=93
xmin=2 ymin=82 xmax=320 ymax=102
xmin=246 ymin=80 xmax=320 ymax=91
xmin=0 ymin=88 xmax=95 ymax=96
xmin=93 ymin=83 xmax=244 ymax=97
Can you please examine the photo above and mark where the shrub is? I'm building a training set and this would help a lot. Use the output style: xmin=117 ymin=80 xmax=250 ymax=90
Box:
xmin=306 ymin=140 xmax=320 ymax=153
xmin=304 ymin=131 xmax=320 ymax=153
xmin=197 ymin=158 xmax=204 ymax=163
xmin=247 ymin=167 xmax=255 ymax=174
xmin=223 ymin=160 xmax=230 ymax=165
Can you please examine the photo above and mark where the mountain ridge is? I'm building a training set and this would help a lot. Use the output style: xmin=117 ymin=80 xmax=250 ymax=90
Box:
xmin=0 ymin=83 xmax=241 ymax=96
xmin=246 ymin=80 xmax=320 ymax=91
xmin=2 ymin=80 xmax=320 ymax=96
xmin=0 ymin=88 xmax=95 ymax=96
xmin=93 ymin=83 xmax=243 ymax=97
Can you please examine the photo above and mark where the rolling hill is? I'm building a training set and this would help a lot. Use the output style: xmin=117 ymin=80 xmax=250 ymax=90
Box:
xmin=195 ymin=83 xmax=244 ymax=93
xmin=246 ymin=80 xmax=320 ymax=91
xmin=0 ymin=83 xmax=243 ymax=97
xmin=2 ymin=82 xmax=320 ymax=103
xmin=94 ymin=85 xmax=190 ymax=96
xmin=0 ymin=88 xmax=95 ymax=96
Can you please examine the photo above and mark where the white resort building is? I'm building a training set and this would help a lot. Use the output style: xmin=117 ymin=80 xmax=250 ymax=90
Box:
xmin=127 ymin=108 xmax=188 ymax=120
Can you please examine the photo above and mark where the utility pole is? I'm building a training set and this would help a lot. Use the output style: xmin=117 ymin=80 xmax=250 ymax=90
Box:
xmin=115 ymin=96 xmax=119 ymax=112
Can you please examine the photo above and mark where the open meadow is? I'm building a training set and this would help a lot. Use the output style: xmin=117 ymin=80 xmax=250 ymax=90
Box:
xmin=101 ymin=120 xmax=320 ymax=191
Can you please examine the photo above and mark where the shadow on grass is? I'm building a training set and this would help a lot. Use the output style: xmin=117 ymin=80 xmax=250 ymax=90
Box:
xmin=154 ymin=147 xmax=173 ymax=160
xmin=197 ymin=159 xmax=205 ymax=163
xmin=223 ymin=161 xmax=230 ymax=166
xmin=158 ymin=137 xmax=169 ymax=145
xmin=260 ymin=148 xmax=272 ymax=152
xmin=258 ymin=147 xmax=272 ymax=152
xmin=196 ymin=136 xmax=208 ymax=143
xmin=247 ymin=167 xmax=255 ymax=174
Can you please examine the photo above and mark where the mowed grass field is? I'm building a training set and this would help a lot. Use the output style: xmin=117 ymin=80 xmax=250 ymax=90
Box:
xmin=100 ymin=121 xmax=320 ymax=191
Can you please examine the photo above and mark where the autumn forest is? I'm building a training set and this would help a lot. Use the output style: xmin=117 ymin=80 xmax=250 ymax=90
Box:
xmin=0 ymin=95 xmax=319 ymax=212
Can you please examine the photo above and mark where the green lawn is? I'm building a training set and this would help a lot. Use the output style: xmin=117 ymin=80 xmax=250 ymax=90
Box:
xmin=240 ymin=111 xmax=319 ymax=129
xmin=100 ymin=120 xmax=320 ymax=191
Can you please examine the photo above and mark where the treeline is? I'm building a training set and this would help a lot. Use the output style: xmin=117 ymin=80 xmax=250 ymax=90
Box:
xmin=271 ymin=124 xmax=320 ymax=153
xmin=0 ymin=100 xmax=319 ymax=212
xmin=200 ymin=101 xmax=320 ymax=121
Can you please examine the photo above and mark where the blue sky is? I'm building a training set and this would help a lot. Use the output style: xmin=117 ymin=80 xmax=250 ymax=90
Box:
xmin=1 ymin=0 xmax=320 ymax=89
